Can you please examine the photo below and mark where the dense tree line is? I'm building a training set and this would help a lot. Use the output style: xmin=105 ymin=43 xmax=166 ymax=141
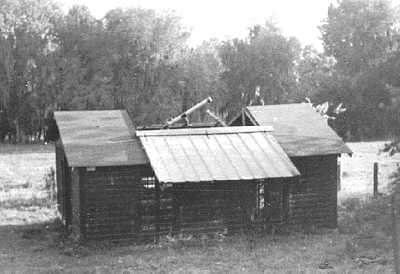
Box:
xmin=1 ymin=0 xmax=400 ymax=142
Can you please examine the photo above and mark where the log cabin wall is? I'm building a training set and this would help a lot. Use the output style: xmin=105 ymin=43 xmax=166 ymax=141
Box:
xmin=172 ymin=181 xmax=254 ymax=235
xmin=289 ymin=155 xmax=338 ymax=229
xmin=71 ymin=168 xmax=81 ymax=239
xmin=55 ymin=141 xmax=72 ymax=227
xmin=55 ymin=140 xmax=64 ymax=217
xmin=76 ymin=172 xmax=285 ymax=240
xmin=79 ymin=166 xmax=152 ymax=241
xmin=171 ymin=180 xmax=292 ymax=235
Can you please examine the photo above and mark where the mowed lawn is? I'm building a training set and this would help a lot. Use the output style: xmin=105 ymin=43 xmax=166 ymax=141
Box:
xmin=0 ymin=141 xmax=398 ymax=272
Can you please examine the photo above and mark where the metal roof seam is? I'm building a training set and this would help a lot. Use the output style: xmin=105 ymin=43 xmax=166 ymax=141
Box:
xmin=174 ymin=135 xmax=202 ymax=182
xmin=146 ymin=136 xmax=173 ymax=183
xmin=246 ymin=132 xmax=283 ymax=177
xmin=211 ymin=133 xmax=243 ymax=180
xmin=200 ymin=134 xmax=231 ymax=181
xmin=242 ymin=132 xmax=280 ymax=178
xmin=161 ymin=135 xmax=188 ymax=183
xmin=225 ymin=133 xmax=258 ymax=179
xmin=187 ymin=135 xmax=214 ymax=182
xmin=249 ymin=132 xmax=294 ymax=177
xmin=263 ymin=133 xmax=299 ymax=175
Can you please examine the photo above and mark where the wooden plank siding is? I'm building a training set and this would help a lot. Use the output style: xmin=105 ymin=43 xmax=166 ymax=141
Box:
xmin=289 ymin=155 xmax=338 ymax=228
xmin=55 ymin=141 xmax=64 ymax=218
xmin=71 ymin=168 xmax=81 ymax=239
xmin=55 ymin=141 xmax=72 ymax=227
xmin=76 ymin=170 xmax=287 ymax=240
xmin=173 ymin=181 xmax=254 ymax=234
xmin=76 ymin=166 xmax=174 ymax=241
xmin=81 ymin=166 xmax=153 ymax=241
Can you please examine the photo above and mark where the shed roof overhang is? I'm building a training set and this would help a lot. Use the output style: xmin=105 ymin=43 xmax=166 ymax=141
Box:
xmin=54 ymin=110 xmax=148 ymax=167
xmin=136 ymin=126 xmax=300 ymax=184
xmin=229 ymin=104 xmax=353 ymax=157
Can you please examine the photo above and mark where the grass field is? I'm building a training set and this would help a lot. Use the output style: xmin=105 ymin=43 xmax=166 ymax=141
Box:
xmin=0 ymin=141 xmax=398 ymax=272
xmin=340 ymin=141 xmax=400 ymax=199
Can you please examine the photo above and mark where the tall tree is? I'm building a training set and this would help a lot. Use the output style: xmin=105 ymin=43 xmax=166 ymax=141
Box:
xmin=318 ymin=0 xmax=400 ymax=139
xmin=296 ymin=45 xmax=335 ymax=101
xmin=218 ymin=20 xmax=301 ymax=119
xmin=55 ymin=5 xmax=106 ymax=111
xmin=102 ymin=7 xmax=190 ymax=124
xmin=320 ymin=0 xmax=397 ymax=76
xmin=0 ymin=0 xmax=63 ymax=141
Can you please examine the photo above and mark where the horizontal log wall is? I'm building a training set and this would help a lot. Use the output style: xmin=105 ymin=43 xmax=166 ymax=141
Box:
xmin=174 ymin=181 xmax=255 ymax=234
xmin=76 ymin=166 xmax=290 ymax=240
xmin=80 ymin=166 xmax=175 ymax=241
xmin=55 ymin=142 xmax=72 ymax=227
xmin=55 ymin=141 xmax=64 ymax=218
xmin=289 ymin=155 xmax=338 ymax=229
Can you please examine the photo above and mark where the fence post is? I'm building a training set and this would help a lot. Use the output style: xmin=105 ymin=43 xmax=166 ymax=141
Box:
xmin=374 ymin=162 xmax=378 ymax=197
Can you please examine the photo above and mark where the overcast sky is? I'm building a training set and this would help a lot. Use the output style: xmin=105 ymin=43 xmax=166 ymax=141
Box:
xmin=60 ymin=0 xmax=400 ymax=52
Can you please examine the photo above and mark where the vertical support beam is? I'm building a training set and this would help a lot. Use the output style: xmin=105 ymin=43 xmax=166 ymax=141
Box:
xmin=71 ymin=167 xmax=82 ymax=241
xmin=155 ymin=178 xmax=161 ymax=241
xmin=133 ymin=171 xmax=142 ymax=240
xmin=374 ymin=162 xmax=378 ymax=197
xmin=264 ymin=180 xmax=271 ymax=224
xmin=172 ymin=184 xmax=179 ymax=234
xmin=391 ymin=193 xmax=400 ymax=273
xmin=79 ymin=168 xmax=86 ymax=241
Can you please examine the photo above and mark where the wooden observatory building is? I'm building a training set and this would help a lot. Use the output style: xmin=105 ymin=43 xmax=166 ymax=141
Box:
xmin=228 ymin=103 xmax=353 ymax=229
xmin=52 ymin=109 xmax=301 ymax=241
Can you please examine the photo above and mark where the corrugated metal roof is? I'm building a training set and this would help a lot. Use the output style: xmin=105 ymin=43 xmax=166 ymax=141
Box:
xmin=54 ymin=110 xmax=148 ymax=167
xmin=245 ymin=104 xmax=353 ymax=157
xmin=136 ymin=126 xmax=299 ymax=183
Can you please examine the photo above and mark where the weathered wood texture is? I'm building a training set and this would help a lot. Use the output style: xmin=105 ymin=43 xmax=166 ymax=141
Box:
xmin=80 ymin=166 xmax=162 ymax=241
xmin=71 ymin=168 xmax=81 ymax=239
xmin=75 ymin=169 xmax=286 ymax=240
xmin=173 ymin=181 xmax=255 ymax=234
xmin=289 ymin=155 xmax=338 ymax=228
xmin=55 ymin=140 xmax=72 ymax=227
xmin=55 ymin=141 xmax=64 ymax=217
xmin=58 ymin=149 xmax=337 ymax=240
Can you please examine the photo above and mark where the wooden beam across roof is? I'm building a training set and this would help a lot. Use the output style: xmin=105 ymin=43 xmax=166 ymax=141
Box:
xmin=136 ymin=126 xmax=273 ymax=137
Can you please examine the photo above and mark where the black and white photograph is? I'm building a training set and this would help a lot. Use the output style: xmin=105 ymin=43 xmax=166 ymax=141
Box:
xmin=0 ymin=0 xmax=400 ymax=272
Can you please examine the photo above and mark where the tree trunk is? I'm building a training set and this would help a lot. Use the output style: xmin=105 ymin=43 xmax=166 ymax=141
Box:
xmin=15 ymin=119 xmax=21 ymax=143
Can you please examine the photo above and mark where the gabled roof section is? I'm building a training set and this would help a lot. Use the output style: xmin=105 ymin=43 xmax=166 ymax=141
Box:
xmin=54 ymin=110 xmax=148 ymax=167
xmin=136 ymin=126 xmax=299 ymax=184
xmin=244 ymin=104 xmax=353 ymax=157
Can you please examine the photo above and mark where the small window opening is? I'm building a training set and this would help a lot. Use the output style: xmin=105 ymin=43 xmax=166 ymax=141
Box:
xmin=254 ymin=180 xmax=265 ymax=221
xmin=141 ymin=177 xmax=156 ymax=188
